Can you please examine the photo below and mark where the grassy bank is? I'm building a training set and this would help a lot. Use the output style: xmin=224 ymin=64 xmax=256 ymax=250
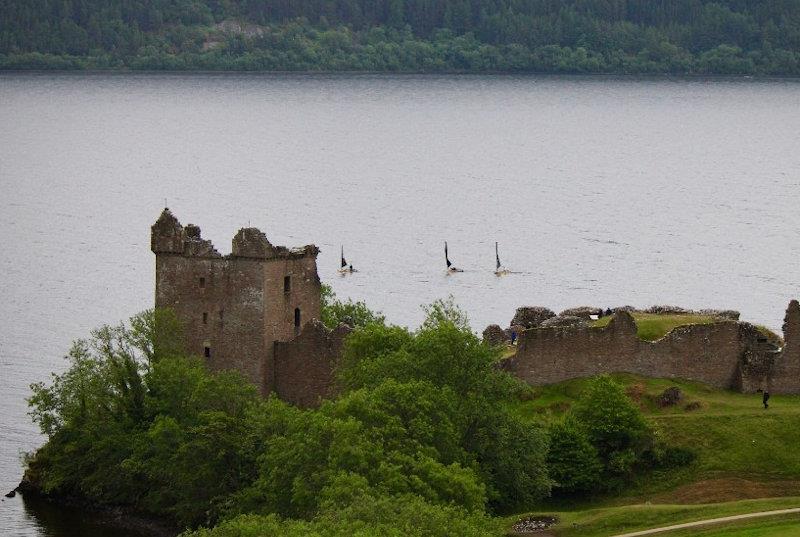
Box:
xmin=505 ymin=498 xmax=800 ymax=537
xmin=664 ymin=513 xmax=800 ymax=536
xmin=512 ymin=375 xmax=800 ymax=491
xmin=592 ymin=313 xmax=719 ymax=341
xmin=507 ymin=375 xmax=800 ymax=535
xmin=590 ymin=313 xmax=782 ymax=344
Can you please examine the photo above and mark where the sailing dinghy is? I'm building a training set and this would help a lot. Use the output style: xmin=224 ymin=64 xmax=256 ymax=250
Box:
xmin=494 ymin=242 xmax=510 ymax=275
xmin=445 ymin=241 xmax=463 ymax=273
xmin=338 ymin=246 xmax=356 ymax=273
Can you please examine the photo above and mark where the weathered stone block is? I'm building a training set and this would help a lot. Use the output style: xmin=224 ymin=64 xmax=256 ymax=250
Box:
xmin=659 ymin=386 xmax=683 ymax=407
xmin=511 ymin=306 xmax=556 ymax=329
xmin=482 ymin=324 xmax=508 ymax=346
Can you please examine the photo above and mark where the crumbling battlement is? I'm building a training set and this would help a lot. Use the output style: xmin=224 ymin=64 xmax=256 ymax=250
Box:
xmin=500 ymin=302 xmax=800 ymax=394
xmin=151 ymin=209 xmax=321 ymax=397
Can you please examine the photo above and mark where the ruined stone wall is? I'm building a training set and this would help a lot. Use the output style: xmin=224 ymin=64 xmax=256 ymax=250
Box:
xmin=274 ymin=321 xmax=351 ymax=408
xmin=769 ymin=300 xmax=800 ymax=394
xmin=637 ymin=322 xmax=745 ymax=389
xmin=506 ymin=312 xmax=638 ymax=385
xmin=503 ymin=311 xmax=776 ymax=392
xmin=261 ymin=254 xmax=321 ymax=391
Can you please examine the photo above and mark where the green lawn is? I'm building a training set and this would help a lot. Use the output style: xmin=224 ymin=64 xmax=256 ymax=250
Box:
xmin=665 ymin=514 xmax=800 ymax=537
xmin=589 ymin=313 xmax=782 ymax=344
xmin=505 ymin=498 xmax=800 ymax=537
xmin=511 ymin=374 xmax=800 ymax=495
xmin=592 ymin=313 xmax=719 ymax=341
xmin=505 ymin=375 xmax=800 ymax=536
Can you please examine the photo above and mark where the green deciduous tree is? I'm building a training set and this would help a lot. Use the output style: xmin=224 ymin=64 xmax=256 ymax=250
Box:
xmin=321 ymin=283 xmax=385 ymax=329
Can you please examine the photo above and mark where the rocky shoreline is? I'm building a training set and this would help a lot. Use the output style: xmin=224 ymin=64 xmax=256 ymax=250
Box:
xmin=15 ymin=478 xmax=180 ymax=537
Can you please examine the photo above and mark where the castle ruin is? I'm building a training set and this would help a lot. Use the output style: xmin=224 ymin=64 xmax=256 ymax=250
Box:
xmin=152 ymin=209 xmax=800 ymax=405
xmin=499 ymin=302 xmax=800 ymax=394
xmin=151 ymin=209 xmax=345 ymax=404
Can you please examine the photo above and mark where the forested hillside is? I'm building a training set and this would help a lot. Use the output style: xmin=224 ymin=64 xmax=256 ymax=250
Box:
xmin=2 ymin=1 xmax=800 ymax=73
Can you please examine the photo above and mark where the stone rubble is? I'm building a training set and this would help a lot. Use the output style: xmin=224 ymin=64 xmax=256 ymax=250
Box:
xmin=512 ymin=516 xmax=557 ymax=533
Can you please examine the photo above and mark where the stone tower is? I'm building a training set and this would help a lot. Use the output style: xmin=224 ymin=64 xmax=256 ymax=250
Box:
xmin=151 ymin=208 xmax=321 ymax=394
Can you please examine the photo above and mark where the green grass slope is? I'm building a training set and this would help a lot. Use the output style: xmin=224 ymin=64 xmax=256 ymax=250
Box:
xmin=590 ymin=313 xmax=782 ymax=344
xmin=507 ymin=374 xmax=800 ymax=536
xmin=593 ymin=313 xmax=719 ymax=341
xmin=667 ymin=513 xmax=800 ymax=537
xmin=507 ymin=498 xmax=800 ymax=537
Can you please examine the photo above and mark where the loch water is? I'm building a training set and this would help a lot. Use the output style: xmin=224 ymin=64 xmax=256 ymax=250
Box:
xmin=1 ymin=73 xmax=799 ymax=536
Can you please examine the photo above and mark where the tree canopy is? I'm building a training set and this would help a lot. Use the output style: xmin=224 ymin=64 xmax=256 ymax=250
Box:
xmin=25 ymin=301 xmax=692 ymax=535
xmin=2 ymin=0 xmax=800 ymax=73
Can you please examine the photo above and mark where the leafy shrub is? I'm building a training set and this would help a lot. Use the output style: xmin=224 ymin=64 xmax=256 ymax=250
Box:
xmin=321 ymin=284 xmax=385 ymax=329
xmin=547 ymin=418 xmax=603 ymax=495
xmin=546 ymin=375 xmax=693 ymax=493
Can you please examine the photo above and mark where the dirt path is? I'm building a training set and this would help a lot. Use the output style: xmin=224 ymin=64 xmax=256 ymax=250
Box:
xmin=610 ymin=507 xmax=800 ymax=536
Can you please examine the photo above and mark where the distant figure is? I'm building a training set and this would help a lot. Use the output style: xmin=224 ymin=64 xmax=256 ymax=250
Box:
xmin=511 ymin=330 xmax=517 ymax=345
xmin=348 ymin=264 xmax=356 ymax=273
xmin=604 ymin=308 xmax=613 ymax=317
xmin=763 ymin=390 xmax=770 ymax=409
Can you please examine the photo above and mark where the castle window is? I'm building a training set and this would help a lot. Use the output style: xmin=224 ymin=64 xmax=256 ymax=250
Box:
xmin=284 ymin=275 xmax=291 ymax=294
xmin=219 ymin=309 xmax=224 ymax=320
xmin=294 ymin=308 xmax=301 ymax=330
xmin=204 ymin=346 xmax=211 ymax=358
xmin=202 ymin=312 xmax=208 ymax=324
xmin=199 ymin=277 xmax=206 ymax=288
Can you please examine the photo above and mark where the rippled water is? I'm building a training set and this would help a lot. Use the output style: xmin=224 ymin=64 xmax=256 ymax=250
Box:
xmin=1 ymin=73 xmax=799 ymax=535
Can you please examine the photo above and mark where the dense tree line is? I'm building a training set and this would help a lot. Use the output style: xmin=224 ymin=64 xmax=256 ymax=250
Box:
xmin=1 ymin=0 xmax=800 ymax=73
xmin=24 ymin=296 xmax=691 ymax=535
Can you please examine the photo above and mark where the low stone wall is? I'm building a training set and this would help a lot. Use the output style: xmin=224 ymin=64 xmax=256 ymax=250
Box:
xmin=273 ymin=321 xmax=352 ymax=407
xmin=499 ymin=305 xmax=800 ymax=393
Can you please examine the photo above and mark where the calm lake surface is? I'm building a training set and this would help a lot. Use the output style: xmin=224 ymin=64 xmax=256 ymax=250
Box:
xmin=1 ymin=72 xmax=799 ymax=535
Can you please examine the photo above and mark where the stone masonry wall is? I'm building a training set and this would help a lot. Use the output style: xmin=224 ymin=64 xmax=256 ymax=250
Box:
xmin=501 ymin=310 xmax=780 ymax=392
xmin=155 ymin=253 xmax=267 ymax=389
xmin=261 ymin=254 xmax=321 ymax=392
xmin=273 ymin=321 xmax=352 ymax=408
